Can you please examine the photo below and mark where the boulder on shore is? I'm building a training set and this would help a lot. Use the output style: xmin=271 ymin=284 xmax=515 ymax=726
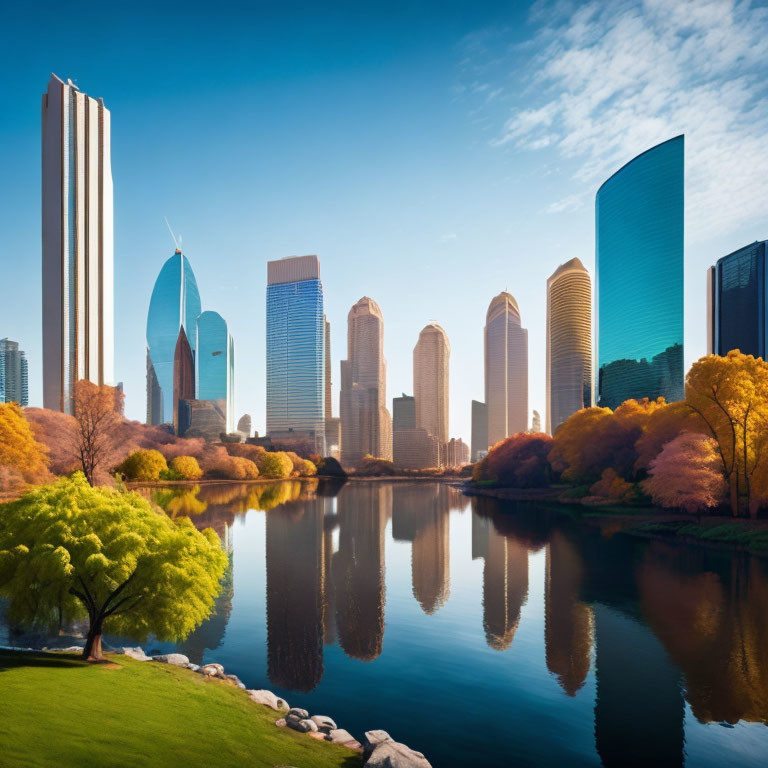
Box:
xmin=152 ymin=653 xmax=190 ymax=667
xmin=329 ymin=729 xmax=362 ymax=750
xmin=122 ymin=647 xmax=151 ymax=661
xmin=366 ymin=740 xmax=432 ymax=768
xmin=247 ymin=689 xmax=289 ymax=711
xmin=287 ymin=707 xmax=309 ymax=720
xmin=311 ymin=715 xmax=337 ymax=733
xmin=286 ymin=717 xmax=313 ymax=733
xmin=199 ymin=663 xmax=225 ymax=677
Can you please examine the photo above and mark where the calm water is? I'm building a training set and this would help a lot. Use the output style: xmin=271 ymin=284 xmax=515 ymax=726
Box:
xmin=12 ymin=480 xmax=768 ymax=766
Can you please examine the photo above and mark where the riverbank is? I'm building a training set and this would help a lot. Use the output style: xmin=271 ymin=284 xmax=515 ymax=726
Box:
xmin=463 ymin=484 xmax=768 ymax=557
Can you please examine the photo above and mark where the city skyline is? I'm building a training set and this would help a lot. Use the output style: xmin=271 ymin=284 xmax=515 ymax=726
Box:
xmin=3 ymin=2 xmax=768 ymax=444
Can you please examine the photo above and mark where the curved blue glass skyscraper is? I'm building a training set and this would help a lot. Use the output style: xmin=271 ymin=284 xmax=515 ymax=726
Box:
xmin=196 ymin=310 xmax=235 ymax=432
xmin=596 ymin=135 xmax=684 ymax=408
xmin=146 ymin=249 xmax=201 ymax=424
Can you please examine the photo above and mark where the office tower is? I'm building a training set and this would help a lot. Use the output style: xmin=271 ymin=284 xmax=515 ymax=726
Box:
xmin=178 ymin=398 xmax=227 ymax=441
xmin=196 ymin=310 xmax=235 ymax=433
xmin=393 ymin=394 xmax=416 ymax=430
xmin=0 ymin=339 xmax=29 ymax=406
xmin=42 ymin=74 xmax=114 ymax=414
xmin=146 ymin=248 xmax=201 ymax=425
xmin=393 ymin=394 xmax=440 ymax=469
xmin=708 ymin=240 xmax=768 ymax=359
xmin=237 ymin=413 xmax=252 ymax=437
xmin=173 ymin=327 xmax=195 ymax=434
xmin=531 ymin=410 xmax=542 ymax=434
xmin=485 ymin=292 xmax=529 ymax=447
xmin=324 ymin=316 xmax=332 ymax=419
xmin=546 ymin=258 xmax=592 ymax=434
xmin=444 ymin=438 xmax=470 ymax=467
xmin=323 ymin=316 xmax=340 ymax=457
xmin=340 ymin=297 xmax=393 ymax=465
xmin=413 ymin=323 xmax=450 ymax=443
xmin=471 ymin=400 xmax=488 ymax=461
xmin=596 ymin=136 xmax=684 ymax=408
xmin=266 ymin=256 xmax=325 ymax=451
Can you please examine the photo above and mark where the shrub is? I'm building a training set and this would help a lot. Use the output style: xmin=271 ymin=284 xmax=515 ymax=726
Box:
xmin=474 ymin=432 xmax=554 ymax=488
xmin=257 ymin=451 xmax=293 ymax=479
xmin=0 ymin=403 xmax=50 ymax=491
xmin=285 ymin=451 xmax=316 ymax=477
xmin=117 ymin=449 xmax=168 ymax=481
xmin=169 ymin=455 xmax=203 ymax=480
xmin=589 ymin=468 xmax=633 ymax=501
xmin=356 ymin=455 xmax=397 ymax=476
xmin=206 ymin=456 xmax=259 ymax=480
xmin=225 ymin=443 xmax=266 ymax=462
xmin=316 ymin=456 xmax=347 ymax=478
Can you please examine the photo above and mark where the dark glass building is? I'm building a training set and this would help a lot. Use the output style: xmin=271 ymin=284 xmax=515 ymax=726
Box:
xmin=596 ymin=135 xmax=684 ymax=408
xmin=0 ymin=338 xmax=29 ymax=406
xmin=708 ymin=241 xmax=768 ymax=359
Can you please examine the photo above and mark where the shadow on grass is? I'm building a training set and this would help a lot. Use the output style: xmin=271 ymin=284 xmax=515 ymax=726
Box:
xmin=0 ymin=650 xmax=86 ymax=673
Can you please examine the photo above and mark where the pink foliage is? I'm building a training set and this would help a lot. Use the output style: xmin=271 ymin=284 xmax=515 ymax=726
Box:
xmin=25 ymin=407 xmax=79 ymax=475
xmin=642 ymin=432 xmax=727 ymax=514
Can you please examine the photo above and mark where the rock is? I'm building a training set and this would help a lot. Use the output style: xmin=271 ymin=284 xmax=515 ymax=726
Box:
xmin=152 ymin=653 xmax=190 ymax=667
xmin=307 ymin=731 xmax=327 ymax=741
xmin=122 ymin=647 xmax=151 ymax=661
xmin=199 ymin=663 xmax=225 ymax=677
xmin=57 ymin=646 xmax=86 ymax=654
xmin=311 ymin=715 xmax=337 ymax=733
xmin=287 ymin=707 xmax=309 ymax=720
xmin=301 ymin=719 xmax=318 ymax=732
xmin=366 ymin=741 xmax=432 ymax=768
xmin=247 ymin=690 xmax=289 ymax=711
xmin=329 ymin=729 xmax=362 ymax=750
xmin=225 ymin=674 xmax=246 ymax=689
xmin=286 ymin=717 xmax=313 ymax=733
xmin=186 ymin=663 xmax=200 ymax=672
xmin=365 ymin=730 xmax=393 ymax=747
xmin=275 ymin=718 xmax=287 ymax=728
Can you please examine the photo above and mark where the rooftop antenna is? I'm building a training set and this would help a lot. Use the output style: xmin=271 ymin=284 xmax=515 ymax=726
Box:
xmin=164 ymin=216 xmax=181 ymax=252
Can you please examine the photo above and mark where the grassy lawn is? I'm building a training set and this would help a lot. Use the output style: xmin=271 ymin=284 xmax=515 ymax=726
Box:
xmin=0 ymin=650 xmax=362 ymax=768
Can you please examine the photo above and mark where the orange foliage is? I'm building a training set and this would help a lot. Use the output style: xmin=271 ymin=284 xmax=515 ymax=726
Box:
xmin=474 ymin=432 xmax=553 ymax=488
xmin=0 ymin=403 xmax=50 ymax=491
xmin=206 ymin=455 xmax=260 ymax=480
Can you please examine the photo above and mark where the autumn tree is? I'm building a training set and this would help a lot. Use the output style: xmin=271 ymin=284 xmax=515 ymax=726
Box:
xmin=634 ymin=400 xmax=706 ymax=473
xmin=685 ymin=351 xmax=768 ymax=516
xmin=168 ymin=455 xmax=203 ymax=480
xmin=118 ymin=449 xmax=168 ymax=481
xmin=73 ymin=380 xmax=123 ymax=485
xmin=642 ymin=432 xmax=727 ymax=514
xmin=206 ymin=455 xmax=260 ymax=480
xmin=257 ymin=451 xmax=294 ymax=479
xmin=0 ymin=474 xmax=227 ymax=659
xmin=474 ymin=432 xmax=554 ymax=488
xmin=0 ymin=403 xmax=49 ymax=491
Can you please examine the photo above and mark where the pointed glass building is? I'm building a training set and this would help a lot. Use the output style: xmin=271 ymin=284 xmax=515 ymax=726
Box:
xmin=146 ymin=249 xmax=201 ymax=425
xmin=196 ymin=310 xmax=235 ymax=433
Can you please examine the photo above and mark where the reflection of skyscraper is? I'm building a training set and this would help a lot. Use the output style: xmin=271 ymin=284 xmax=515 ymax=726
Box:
xmin=546 ymin=258 xmax=591 ymax=434
xmin=266 ymin=499 xmax=325 ymax=692
xmin=42 ymin=74 xmax=114 ymax=414
xmin=196 ymin=310 xmax=235 ymax=433
xmin=333 ymin=484 xmax=390 ymax=660
xmin=485 ymin=293 xmax=528 ymax=446
xmin=593 ymin=604 xmax=683 ymax=768
xmin=266 ymin=256 xmax=325 ymax=449
xmin=340 ymin=297 xmax=393 ymax=465
xmin=708 ymin=240 xmax=768 ymax=359
xmin=413 ymin=323 xmax=450 ymax=444
xmin=545 ymin=531 xmax=593 ymax=696
xmin=596 ymin=136 xmax=684 ymax=408
xmin=146 ymin=249 xmax=202 ymax=425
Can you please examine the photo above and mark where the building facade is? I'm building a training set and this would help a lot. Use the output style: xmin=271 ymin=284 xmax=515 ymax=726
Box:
xmin=266 ymin=256 xmax=325 ymax=450
xmin=471 ymin=400 xmax=488 ymax=462
xmin=546 ymin=258 xmax=592 ymax=434
xmin=146 ymin=249 xmax=202 ymax=425
xmin=196 ymin=310 xmax=235 ymax=433
xmin=42 ymin=74 xmax=114 ymax=414
xmin=708 ymin=240 xmax=768 ymax=359
xmin=340 ymin=297 xmax=393 ymax=466
xmin=413 ymin=322 xmax=450 ymax=444
xmin=0 ymin=339 xmax=29 ymax=406
xmin=444 ymin=438 xmax=469 ymax=467
xmin=596 ymin=135 xmax=684 ymax=408
xmin=485 ymin=292 xmax=529 ymax=447
xmin=173 ymin=327 xmax=195 ymax=434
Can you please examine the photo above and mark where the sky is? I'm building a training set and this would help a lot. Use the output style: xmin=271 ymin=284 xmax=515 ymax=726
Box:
xmin=1 ymin=0 xmax=767 ymax=443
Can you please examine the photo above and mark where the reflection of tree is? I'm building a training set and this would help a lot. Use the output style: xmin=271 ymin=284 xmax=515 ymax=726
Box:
xmin=333 ymin=484 xmax=390 ymax=660
xmin=639 ymin=548 xmax=768 ymax=724
xmin=545 ymin=530 xmax=593 ymax=696
xmin=266 ymin=499 xmax=325 ymax=692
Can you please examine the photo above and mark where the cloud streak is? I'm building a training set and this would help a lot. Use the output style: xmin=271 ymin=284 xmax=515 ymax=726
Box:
xmin=493 ymin=0 xmax=768 ymax=240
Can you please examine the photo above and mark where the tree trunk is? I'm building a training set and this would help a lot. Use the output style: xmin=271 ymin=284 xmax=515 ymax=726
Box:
xmin=729 ymin=473 xmax=740 ymax=517
xmin=83 ymin=618 xmax=104 ymax=661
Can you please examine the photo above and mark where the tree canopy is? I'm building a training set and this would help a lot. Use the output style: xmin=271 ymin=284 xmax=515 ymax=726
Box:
xmin=0 ymin=474 xmax=227 ymax=659
xmin=0 ymin=403 xmax=49 ymax=492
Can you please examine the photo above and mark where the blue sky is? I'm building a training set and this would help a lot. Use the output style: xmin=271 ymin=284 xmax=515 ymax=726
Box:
xmin=2 ymin=0 xmax=767 ymax=442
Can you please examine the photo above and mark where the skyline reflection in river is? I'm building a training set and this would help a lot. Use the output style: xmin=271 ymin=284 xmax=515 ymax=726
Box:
xmin=125 ymin=480 xmax=768 ymax=768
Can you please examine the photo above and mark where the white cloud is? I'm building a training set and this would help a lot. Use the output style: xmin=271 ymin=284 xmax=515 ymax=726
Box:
xmin=494 ymin=0 xmax=768 ymax=240
xmin=440 ymin=232 xmax=458 ymax=243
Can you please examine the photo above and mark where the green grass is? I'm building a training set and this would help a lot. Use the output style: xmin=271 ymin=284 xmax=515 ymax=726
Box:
xmin=0 ymin=651 xmax=362 ymax=768
xmin=635 ymin=520 xmax=768 ymax=553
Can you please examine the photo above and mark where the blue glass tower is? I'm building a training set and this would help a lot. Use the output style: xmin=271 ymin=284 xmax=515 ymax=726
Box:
xmin=146 ymin=249 xmax=202 ymax=424
xmin=196 ymin=310 xmax=235 ymax=432
xmin=596 ymin=135 xmax=684 ymax=408
xmin=266 ymin=256 xmax=325 ymax=447
xmin=709 ymin=241 xmax=768 ymax=359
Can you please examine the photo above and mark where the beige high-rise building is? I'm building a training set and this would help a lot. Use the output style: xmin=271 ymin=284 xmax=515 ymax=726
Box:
xmin=484 ymin=292 xmax=528 ymax=447
xmin=42 ymin=74 xmax=114 ymax=413
xmin=546 ymin=258 xmax=592 ymax=435
xmin=340 ymin=297 xmax=393 ymax=466
xmin=413 ymin=322 xmax=450 ymax=444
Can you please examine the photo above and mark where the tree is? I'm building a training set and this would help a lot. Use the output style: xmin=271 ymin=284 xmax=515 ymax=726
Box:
xmin=206 ymin=455 xmax=259 ymax=480
xmin=168 ymin=455 xmax=203 ymax=480
xmin=0 ymin=403 xmax=50 ymax=491
xmin=641 ymin=432 xmax=727 ymax=514
xmin=589 ymin=468 xmax=633 ymax=501
xmin=685 ymin=351 xmax=768 ymax=516
xmin=257 ymin=451 xmax=293 ymax=479
xmin=0 ymin=474 xmax=227 ymax=659
xmin=118 ymin=449 xmax=168 ymax=481
xmin=474 ymin=432 xmax=554 ymax=488
xmin=634 ymin=400 xmax=705 ymax=473
xmin=73 ymin=380 xmax=123 ymax=485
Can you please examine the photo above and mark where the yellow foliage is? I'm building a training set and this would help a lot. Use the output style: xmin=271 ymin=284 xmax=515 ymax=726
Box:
xmin=0 ymin=403 xmax=49 ymax=489
xmin=169 ymin=455 xmax=203 ymax=480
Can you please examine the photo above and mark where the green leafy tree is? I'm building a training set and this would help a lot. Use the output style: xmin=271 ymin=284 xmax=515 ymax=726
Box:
xmin=0 ymin=474 xmax=227 ymax=660
xmin=168 ymin=455 xmax=203 ymax=480
xmin=257 ymin=451 xmax=293 ymax=479
xmin=117 ymin=449 xmax=168 ymax=481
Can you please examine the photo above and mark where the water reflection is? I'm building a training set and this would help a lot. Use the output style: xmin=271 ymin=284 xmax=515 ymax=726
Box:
xmin=135 ymin=481 xmax=768 ymax=767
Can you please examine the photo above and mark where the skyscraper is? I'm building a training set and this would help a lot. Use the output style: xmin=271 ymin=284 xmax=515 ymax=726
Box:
xmin=324 ymin=316 xmax=332 ymax=420
xmin=471 ymin=400 xmax=488 ymax=461
xmin=146 ymin=249 xmax=201 ymax=425
xmin=708 ymin=240 xmax=768 ymax=359
xmin=42 ymin=74 xmax=114 ymax=414
xmin=196 ymin=310 xmax=235 ymax=433
xmin=484 ymin=292 xmax=528 ymax=447
xmin=173 ymin=327 xmax=195 ymax=434
xmin=0 ymin=339 xmax=29 ymax=406
xmin=546 ymin=258 xmax=592 ymax=434
xmin=266 ymin=256 xmax=325 ymax=449
xmin=340 ymin=297 xmax=393 ymax=465
xmin=596 ymin=135 xmax=684 ymax=408
xmin=413 ymin=322 xmax=450 ymax=444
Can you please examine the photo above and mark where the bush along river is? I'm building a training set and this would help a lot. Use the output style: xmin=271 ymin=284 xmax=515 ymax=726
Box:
xmin=4 ymin=479 xmax=768 ymax=767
